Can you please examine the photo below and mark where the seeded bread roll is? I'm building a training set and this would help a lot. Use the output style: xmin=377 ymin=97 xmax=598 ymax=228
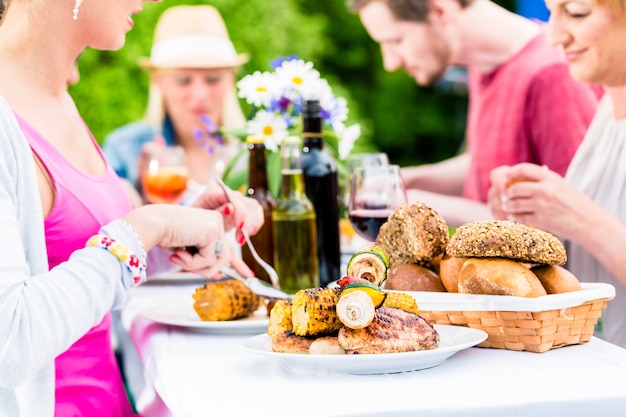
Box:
xmin=376 ymin=202 xmax=449 ymax=267
xmin=446 ymin=220 xmax=566 ymax=265
xmin=385 ymin=263 xmax=446 ymax=292
xmin=458 ymin=258 xmax=547 ymax=298
xmin=532 ymin=265 xmax=582 ymax=294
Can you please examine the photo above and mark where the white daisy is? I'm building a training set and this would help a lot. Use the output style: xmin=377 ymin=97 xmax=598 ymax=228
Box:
xmin=237 ymin=71 xmax=280 ymax=108
xmin=246 ymin=110 xmax=288 ymax=152
xmin=275 ymin=59 xmax=320 ymax=100
xmin=333 ymin=121 xmax=361 ymax=160
xmin=300 ymin=77 xmax=333 ymax=102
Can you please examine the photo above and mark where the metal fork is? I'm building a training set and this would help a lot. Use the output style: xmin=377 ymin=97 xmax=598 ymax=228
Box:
xmin=214 ymin=177 xmax=280 ymax=288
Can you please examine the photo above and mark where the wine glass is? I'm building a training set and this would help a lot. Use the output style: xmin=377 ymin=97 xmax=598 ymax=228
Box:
xmin=141 ymin=145 xmax=190 ymax=204
xmin=346 ymin=152 xmax=390 ymax=172
xmin=343 ymin=152 xmax=389 ymax=208
xmin=348 ymin=165 xmax=407 ymax=241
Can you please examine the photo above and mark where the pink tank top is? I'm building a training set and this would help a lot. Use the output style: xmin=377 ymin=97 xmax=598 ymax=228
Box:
xmin=17 ymin=114 xmax=136 ymax=417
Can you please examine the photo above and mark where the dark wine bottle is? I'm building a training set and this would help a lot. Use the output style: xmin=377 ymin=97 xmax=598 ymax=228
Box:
xmin=272 ymin=136 xmax=319 ymax=294
xmin=300 ymin=99 xmax=341 ymax=287
xmin=242 ymin=136 xmax=276 ymax=284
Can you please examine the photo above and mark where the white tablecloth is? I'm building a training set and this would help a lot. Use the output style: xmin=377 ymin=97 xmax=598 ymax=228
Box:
xmin=119 ymin=281 xmax=626 ymax=417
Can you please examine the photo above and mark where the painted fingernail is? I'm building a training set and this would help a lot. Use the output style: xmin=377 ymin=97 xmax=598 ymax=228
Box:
xmin=237 ymin=233 xmax=246 ymax=245
xmin=224 ymin=205 xmax=231 ymax=215
xmin=237 ymin=222 xmax=244 ymax=231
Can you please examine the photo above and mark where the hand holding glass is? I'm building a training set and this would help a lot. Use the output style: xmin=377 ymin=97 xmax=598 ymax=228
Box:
xmin=141 ymin=145 xmax=190 ymax=204
xmin=348 ymin=165 xmax=407 ymax=241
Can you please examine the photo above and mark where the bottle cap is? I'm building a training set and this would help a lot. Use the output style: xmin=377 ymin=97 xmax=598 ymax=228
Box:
xmin=246 ymin=136 xmax=265 ymax=144
xmin=302 ymin=99 xmax=321 ymax=116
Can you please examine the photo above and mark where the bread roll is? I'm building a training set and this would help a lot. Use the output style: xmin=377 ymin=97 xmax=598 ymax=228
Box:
xmin=384 ymin=263 xmax=445 ymax=292
xmin=447 ymin=220 xmax=567 ymax=265
xmin=438 ymin=254 xmax=467 ymax=293
xmin=458 ymin=258 xmax=547 ymax=298
xmin=532 ymin=265 xmax=582 ymax=294
xmin=376 ymin=202 xmax=449 ymax=267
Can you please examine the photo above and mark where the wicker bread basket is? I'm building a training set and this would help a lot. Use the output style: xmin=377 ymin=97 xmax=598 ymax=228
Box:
xmin=402 ymin=283 xmax=615 ymax=353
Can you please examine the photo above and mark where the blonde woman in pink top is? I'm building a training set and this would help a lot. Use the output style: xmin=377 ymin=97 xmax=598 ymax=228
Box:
xmin=0 ymin=0 xmax=264 ymax=416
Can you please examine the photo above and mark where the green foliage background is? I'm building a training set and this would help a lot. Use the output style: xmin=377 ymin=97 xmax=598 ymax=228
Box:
xmin=70 ymin=0 xmax=516 ymax=167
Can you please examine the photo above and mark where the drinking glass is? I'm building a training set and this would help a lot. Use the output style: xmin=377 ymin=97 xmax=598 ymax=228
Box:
xmin=343 ymin=152 xmax=389 ymax=208
xmin=141 ymin=145 xmax=190 ymax=204
xmin=346 ymin=152 xmax=390 ymax=172
xmin=348 ymin=165 xmax=407 ymax=241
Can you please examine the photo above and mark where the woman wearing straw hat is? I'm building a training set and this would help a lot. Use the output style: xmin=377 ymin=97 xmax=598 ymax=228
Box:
xmin=103 ymin=5 xmax=249 ymax=204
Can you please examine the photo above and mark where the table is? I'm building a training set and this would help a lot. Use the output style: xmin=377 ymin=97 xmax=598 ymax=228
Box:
xmin=119 ymin=280 xmax=626 ymax=417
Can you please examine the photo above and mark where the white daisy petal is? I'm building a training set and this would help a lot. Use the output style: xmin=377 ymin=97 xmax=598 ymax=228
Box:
xmin=335 ymin=122 xmax=361 ymax=160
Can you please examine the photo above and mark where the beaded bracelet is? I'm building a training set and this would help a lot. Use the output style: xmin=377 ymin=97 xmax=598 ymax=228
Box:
xmin=86 ymin=235 xmax=146 ymax=285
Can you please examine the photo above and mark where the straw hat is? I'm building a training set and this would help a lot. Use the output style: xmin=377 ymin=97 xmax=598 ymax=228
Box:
xmin=138 ymin=5 xmax=249 ymax=70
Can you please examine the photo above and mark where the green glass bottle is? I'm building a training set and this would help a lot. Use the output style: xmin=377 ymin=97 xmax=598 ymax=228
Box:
xmin=272 ymin=136 xmax=319 ymax=294
xmin=301 ymin=99 xmax=341 ymax=287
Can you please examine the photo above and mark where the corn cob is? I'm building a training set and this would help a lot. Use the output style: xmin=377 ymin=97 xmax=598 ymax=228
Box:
xmin=267 ymin=299 xmax=293 ymax=337
xmin=291 ymin=287 xmax=342 ymax=337
xmin=192 ymin=279 xmax=260 ymax=321
xmin=382 ymin=291 xmax=419 ymax=315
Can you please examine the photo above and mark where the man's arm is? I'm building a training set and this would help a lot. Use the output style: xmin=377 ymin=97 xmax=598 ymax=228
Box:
xmin=401 ymin=152 xmax=470 ymax=197
xmin=406 ymin=188 xmax=492 ymax=227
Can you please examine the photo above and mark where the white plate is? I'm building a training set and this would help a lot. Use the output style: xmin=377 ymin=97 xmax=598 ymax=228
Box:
xmin=141 ymin=302 xmax=269 ymax=335
xmin=243 ymin=324 xmax=487 ymax=375
xmin=146 ymin=271 xmax=207 ymax=283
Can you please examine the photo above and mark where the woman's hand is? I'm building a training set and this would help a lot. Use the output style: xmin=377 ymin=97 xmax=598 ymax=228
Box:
xmin=191 ymin=180 xmax=265 ymax=246
xmin=488 ymin=163 xmax=592 ymax=240
xmin=123 ymin=204 xmax=254 ymax=279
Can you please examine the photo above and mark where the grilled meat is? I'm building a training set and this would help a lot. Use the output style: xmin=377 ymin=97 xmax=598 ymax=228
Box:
xmin=271 ymin=330 xmax=315 ymax=354
xmin=338 ymin=307 xmax=439 ymax=354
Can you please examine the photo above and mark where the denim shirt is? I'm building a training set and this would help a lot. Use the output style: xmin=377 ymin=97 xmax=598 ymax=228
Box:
xmin=102 ymin=118 xmax=176 ymax=188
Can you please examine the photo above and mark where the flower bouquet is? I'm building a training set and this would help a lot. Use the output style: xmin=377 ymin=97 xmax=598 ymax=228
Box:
xmin=195 ymin=56 xmax=361 ymax=196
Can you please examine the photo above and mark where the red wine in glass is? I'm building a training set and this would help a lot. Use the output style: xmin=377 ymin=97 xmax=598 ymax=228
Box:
xmin=347 ymin=165 xmax=407 ymax=242
xmin=348 ymin=208 xmax=394 ymax=241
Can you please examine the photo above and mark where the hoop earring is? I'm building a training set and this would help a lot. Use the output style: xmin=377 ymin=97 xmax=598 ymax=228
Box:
xmin=73 ymin=0 xmax=83 ymax=20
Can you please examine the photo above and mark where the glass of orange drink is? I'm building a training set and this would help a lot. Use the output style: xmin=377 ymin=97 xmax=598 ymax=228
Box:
xmin=141 ymin=145 xmax=190 ymax=204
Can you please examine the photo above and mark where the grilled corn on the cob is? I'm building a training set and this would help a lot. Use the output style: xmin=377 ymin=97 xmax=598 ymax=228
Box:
xmin=192 ymin=279 xmax=260 ymax=321
xmin=268 ymin=299 xmax=293 ymax=337
xmin=382 ymin=291 xmax=419 ymax=314
xmin=291 ymin=287 xmax=342 ymax=337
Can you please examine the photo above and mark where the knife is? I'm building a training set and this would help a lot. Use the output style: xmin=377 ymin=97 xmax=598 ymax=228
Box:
xmin=220 ymin=266 xmax=292 ymax=300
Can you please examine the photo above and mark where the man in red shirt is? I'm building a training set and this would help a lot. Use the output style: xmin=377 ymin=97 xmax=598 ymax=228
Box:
xmin=348 ymin=0 xmax=602 ymax=226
